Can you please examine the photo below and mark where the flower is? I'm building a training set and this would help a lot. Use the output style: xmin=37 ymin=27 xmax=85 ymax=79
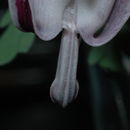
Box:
xmin=8 ymin=0 xmax=130 ymax=107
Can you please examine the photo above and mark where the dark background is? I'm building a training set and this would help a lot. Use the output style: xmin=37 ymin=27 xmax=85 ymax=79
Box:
xmin=0 ymin=1 xmax=130 ymax=130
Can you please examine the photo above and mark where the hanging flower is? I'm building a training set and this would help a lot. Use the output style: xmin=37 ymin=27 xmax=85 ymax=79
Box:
xmin=8 ymin=0 xmax=130 ymax=107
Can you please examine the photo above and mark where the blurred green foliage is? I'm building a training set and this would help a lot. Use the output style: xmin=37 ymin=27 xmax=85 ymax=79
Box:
xmin=88 ymin=43 xmax=122 ymax=72
xmin=0 ymin=9 xmax=34 ymax=65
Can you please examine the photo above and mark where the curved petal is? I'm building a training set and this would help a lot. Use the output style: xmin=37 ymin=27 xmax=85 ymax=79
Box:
xmin=8 ymin=0 xmax=33 ymax=31
xmin=77 ymin=0 xmax=130 ymax=46
xmin=16 ymin=0 xmax=33 ymax=31
xmin=8 ymin=0 xmax=20 ymax=28
xmin=28 ymin=0 xmax=70 ymax=41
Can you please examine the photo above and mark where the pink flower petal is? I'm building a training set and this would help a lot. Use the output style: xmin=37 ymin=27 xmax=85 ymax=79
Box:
xmin=8 ymin=0 xmax=33 ymax=31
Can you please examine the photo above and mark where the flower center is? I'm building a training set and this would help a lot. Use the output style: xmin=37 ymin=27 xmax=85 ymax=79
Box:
xmin=50 ymin=0 xmax=80 ymax=107
xmin=63 ymin=0 xmax=77 ymax=33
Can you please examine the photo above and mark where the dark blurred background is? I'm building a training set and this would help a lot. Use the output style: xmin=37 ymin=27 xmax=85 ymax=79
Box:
xmin=0 ymin=1 xmax=130 ymax=130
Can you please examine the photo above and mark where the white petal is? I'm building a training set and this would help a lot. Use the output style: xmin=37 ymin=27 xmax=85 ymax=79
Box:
xmin=8 ymin=0 xmax=20 ymax=28
xmin=76 ymin=0 xmax=115 ymax=46
xmin=86 ymin=0 xmax=130 ymax=46
xmin=28 ymin=0 xmax=70 ymax=41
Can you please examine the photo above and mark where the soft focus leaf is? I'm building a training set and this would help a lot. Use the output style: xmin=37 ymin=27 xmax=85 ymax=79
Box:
xmin=99 ymin=55 xmax=121 ymax=72
xmin=88 ymin=44 xmax=122 ymax=72
xmin=99 ymin=46 xmax=122 ymax=72
xmin=0 ymin=24 xmax=34 ymax=65
xmin=18 ymin=32 xmax=34 ymax=53
xmin=111 ymin=80 xmax=129 ymax=130
xmin=0 ymin=11 xmax=10 ymax=27
xmin=0 ymin=24 xmax=20 ymax=65
xmin=88 ymin=46 xmax=105 ymax=65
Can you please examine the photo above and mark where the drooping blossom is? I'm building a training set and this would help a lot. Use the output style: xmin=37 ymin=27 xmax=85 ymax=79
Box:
xmin=8 ymin=0 xmax=130 ymax=107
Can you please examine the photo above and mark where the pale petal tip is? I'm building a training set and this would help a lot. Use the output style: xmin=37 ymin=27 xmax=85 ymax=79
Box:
xmin=50 ymin=80 xmax=79 ymax=108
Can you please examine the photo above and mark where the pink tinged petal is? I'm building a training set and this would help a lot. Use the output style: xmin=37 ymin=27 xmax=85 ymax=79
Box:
xmin=77 ymin=0 xmax=130 ymax=46
xmin=16 ymin=0 xmax=33 ymax=32
xmin=8 ymin=0 xmax=33 ymax=32
xmin=28 ymin=0 xmax=70 ymax=41
xmin=50 ymin=31 xmax=79 ymax=107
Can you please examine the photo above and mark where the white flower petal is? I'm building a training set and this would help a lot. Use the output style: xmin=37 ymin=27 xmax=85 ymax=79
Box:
xmin=8 ymin=0 xmax=20 ymax=28
xmin=28 ymin=0 xmax=70 ymax=41
xmin=77 ymin=0 xmax=115 ymax=46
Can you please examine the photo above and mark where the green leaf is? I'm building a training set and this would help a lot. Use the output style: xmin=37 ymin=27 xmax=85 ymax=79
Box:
xmin=0 ymin=24 xmax=34 ymax=65
xmin=88 ymin=66 xmax=108 ymax=130
xmin=99 ymin=56 xmax=121 ymax=72
xmin=0 ymin=11 xmax=11 ymax=27
xmin=99 ymin=46 xmax=122 ymax=72
xmin=110 ymin=79 xmax=129 ymax=130
xmin=87 ymin=47 xmax=104 ymax=65
xmin=88 ymin=43 xmax=122 ymax=72
xmin=0 ymin=25 xmax=21 ymax=65
xmin=18 ymin=32 xmax=35 ymax=53
xmin=0 ymin=10 xmax=34 ymax=65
